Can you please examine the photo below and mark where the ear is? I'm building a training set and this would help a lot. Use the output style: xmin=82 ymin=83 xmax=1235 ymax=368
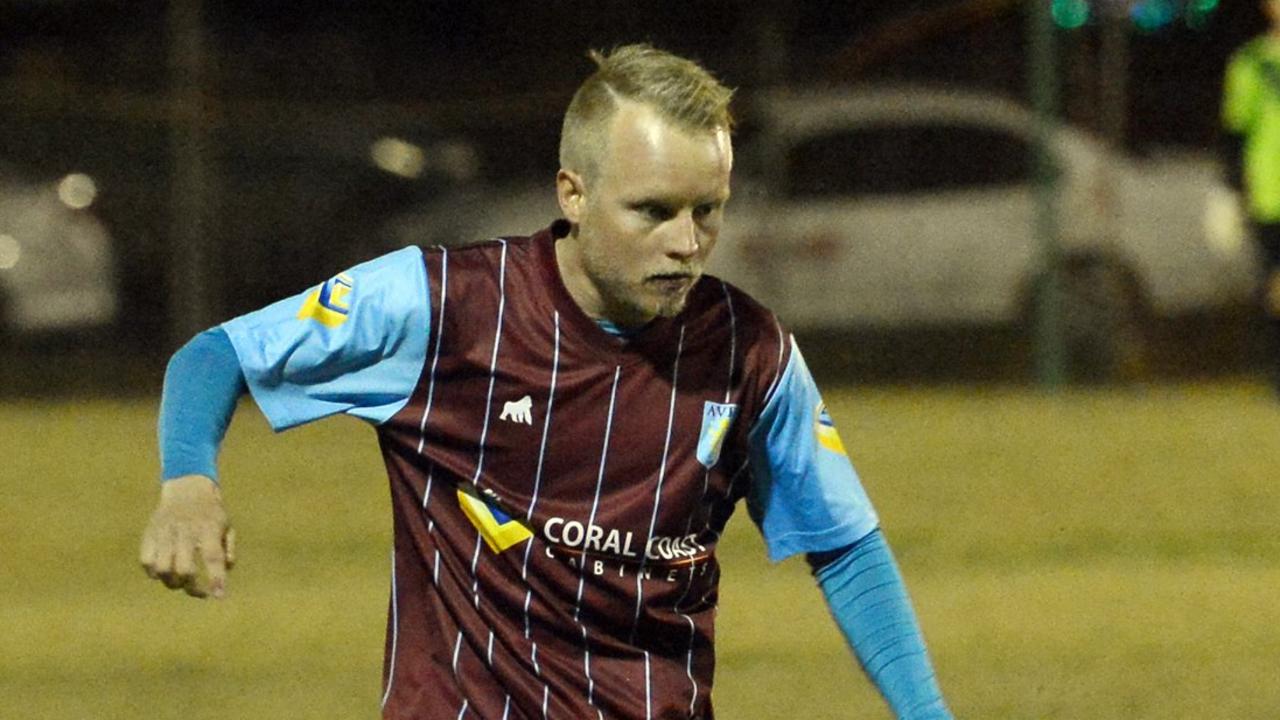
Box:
xmin=556 ymin=169 xmax=586 ymax=224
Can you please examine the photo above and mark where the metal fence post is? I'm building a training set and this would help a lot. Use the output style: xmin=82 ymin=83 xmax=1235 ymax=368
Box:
xmin=1029 ymin=0 xmax=1068 ymax=387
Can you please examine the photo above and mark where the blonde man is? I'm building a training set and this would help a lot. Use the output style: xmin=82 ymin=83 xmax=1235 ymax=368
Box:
xmin=141 ymin=44 xmax=951 ymax=719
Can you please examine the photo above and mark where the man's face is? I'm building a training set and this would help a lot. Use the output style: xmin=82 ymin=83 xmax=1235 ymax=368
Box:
xmin=556 ymin=101 xmax=733 ymax=327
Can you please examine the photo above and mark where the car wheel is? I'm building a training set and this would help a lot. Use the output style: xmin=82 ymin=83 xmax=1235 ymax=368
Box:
xmin=1027 ymin=256 xmax=1152 ymax=384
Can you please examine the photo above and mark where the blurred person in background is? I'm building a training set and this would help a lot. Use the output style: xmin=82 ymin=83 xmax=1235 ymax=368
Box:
xmin=1222 ymin=0 xmax=1280 ymax=394
xmin=137 ymin=44 xmax=951 ymax=719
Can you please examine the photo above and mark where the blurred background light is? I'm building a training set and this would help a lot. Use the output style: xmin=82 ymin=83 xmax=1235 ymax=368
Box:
xmin=0 ymin=233 xmax=21 ymax=270
xmin=1185 ymin=0 xmax=1220 ymax=29
xmin=1053 ymin=0 xmax=1092 ymax=29
xmin=1054 ymin=0 xmax=1221 ymax=31
xmin=370 ymin=137 xmax=426 ymax=179
xmin=1130 ymin=0 xmax=1177 ymax=32
xmin=435 ymin=140 xmax=479 ymax=183
xmin=57 ymin=172 xmax=98 ymax=210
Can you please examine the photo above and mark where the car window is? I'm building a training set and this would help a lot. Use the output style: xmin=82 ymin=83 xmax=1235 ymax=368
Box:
xmin=784 ymin=124 xmax=1034 ymax=198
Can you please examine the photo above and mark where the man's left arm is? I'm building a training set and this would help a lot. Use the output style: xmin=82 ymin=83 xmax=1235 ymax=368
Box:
xmin=746 ymin=337 xmax=952 ymax=720
xmin=807 ymin=532 xmax=950 ymax=720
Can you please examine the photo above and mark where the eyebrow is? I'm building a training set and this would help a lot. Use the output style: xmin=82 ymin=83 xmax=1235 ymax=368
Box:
xmin=627 ymin=191 xmax=730 ymax=208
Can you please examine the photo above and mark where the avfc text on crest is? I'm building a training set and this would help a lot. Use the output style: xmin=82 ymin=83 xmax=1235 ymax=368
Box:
xmin=697 ymin=401 xmax=738 ymax=468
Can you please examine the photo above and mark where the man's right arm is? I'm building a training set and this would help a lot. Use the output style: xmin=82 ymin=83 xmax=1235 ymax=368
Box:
xmin=138 ymin=245 xmax=433 ymax=599
xmin=139 ymin=327 xmax=245 ymax=598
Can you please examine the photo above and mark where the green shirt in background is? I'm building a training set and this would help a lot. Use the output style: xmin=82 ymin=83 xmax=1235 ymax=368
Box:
xmin=1223 ymin=36 xmax=1280 ymax=224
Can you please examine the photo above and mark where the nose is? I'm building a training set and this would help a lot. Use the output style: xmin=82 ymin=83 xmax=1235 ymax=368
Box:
xmin=664 ymin=211 xmax=700 ymax=261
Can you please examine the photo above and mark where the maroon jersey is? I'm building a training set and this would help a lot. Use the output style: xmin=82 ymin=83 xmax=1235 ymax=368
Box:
xmin=374 ymin=222 xmax=792 ymax=719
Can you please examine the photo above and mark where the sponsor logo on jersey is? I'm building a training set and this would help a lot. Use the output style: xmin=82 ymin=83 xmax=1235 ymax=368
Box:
xmin=814 ymin=401 xmax=847 ymax=456
xmin=457 ymin=485 xmax=533 ymax=553
xmin=696 ymin=401 xmax=738 ymax=468
xmin=541 ymin=517 xmax=709 ymax=563
xmin=296 ymin=272 xmax=354 ymax=328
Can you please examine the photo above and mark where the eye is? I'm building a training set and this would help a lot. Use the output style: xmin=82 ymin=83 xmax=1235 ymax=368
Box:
xmin=634 ymin=203 xmax=674 ymax=222
xmin=694 ymin=203 xmax=717 ymax=218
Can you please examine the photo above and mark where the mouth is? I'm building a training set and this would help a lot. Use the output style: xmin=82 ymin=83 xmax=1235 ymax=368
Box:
xmin=645 ymin=272 xmax=697 ymax=295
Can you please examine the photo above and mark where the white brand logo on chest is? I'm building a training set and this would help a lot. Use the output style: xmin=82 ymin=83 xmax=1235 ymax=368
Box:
xmin=499 ymin=395 xmax=534 ymax=425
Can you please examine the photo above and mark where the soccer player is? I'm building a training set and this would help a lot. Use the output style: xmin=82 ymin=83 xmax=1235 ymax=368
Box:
xmin=139 ymin=44 xmax=953 ymax=719
xmin=1222 ymin=0 xmax=1280 ymax=394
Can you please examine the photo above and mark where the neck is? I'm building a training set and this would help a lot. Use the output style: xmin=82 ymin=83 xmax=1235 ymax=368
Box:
xmin=553 ymin=230 xmax=598 ymax=315
xmin=553 ymin=231 xmax=654 ymax=329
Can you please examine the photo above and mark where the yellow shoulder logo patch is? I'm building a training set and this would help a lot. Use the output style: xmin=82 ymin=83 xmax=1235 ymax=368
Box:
xmin=457 ymin=486 xmax=533 ymax=553
xmin=814 ymin=401 xmax=847 ymax=456
xmin=296 ymin=272 xmax=354 ymax=328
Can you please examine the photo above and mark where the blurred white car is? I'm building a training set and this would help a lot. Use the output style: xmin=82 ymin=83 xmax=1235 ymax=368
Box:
xmin=0 ymin=169 xmax=118 ymax=334
xmin=381 ymin=86 xmax=1259 ymax=377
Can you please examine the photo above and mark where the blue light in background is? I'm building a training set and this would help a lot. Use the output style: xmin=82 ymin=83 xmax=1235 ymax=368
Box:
xmin=1130 ymin=0 xmax=1177 ymax=32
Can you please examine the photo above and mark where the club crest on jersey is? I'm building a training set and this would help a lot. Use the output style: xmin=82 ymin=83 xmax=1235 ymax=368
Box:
xmin=457 ymin=485 xmax=533 ymax=553
xmin=696 ymin=401 xmax=738 ymax=468
xmin=814 ymin=401 xmax=847 ymax=456
xmin=296 ymin=272 xmax=354 ymax=328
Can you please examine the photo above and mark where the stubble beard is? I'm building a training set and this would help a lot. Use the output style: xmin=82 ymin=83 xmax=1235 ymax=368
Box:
xmin=592 ymin=266 xmax=694 ymax=326
xmin=653 ymin=286 xmax=692 ymax=318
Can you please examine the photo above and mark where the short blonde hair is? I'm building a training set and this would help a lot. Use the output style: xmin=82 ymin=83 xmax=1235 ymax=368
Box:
xmin=559 ymin=44 xmax=735 ymax=180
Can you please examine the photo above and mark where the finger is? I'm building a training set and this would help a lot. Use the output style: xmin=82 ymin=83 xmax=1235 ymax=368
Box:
xmin=172 ymin=526 xmax=197 ymax=581
xmin=224 ymin=527 xmax=237 ymax=571
xmin=139 ymin=523 xmax=159 ymax=577
xmin=150 ymin=524 xmax=177 ymax=577
xmin=182 ymin=574 xmax=209 ymax=599
xmin=199 ymin=530 xmax=229 ymax=600
xmin=160 ymin=571 xmax=186 ymax=590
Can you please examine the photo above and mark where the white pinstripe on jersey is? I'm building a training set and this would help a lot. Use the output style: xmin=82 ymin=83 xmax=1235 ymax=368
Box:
xmin=386 ymin=246 xmax=450 ymax=711
xmin=470 ymin=533 xmax=483 ymax=609
xmin=707 ymin=316 xmax=782 ymax=550
xmin=573 ymin=365 xmax=622 ymax=717
xmin=379 ymin=546 xmax=399 ymax=711
xmin=679 ymin=281 xmax=738 ymax=714
xmin=521 ymin=312 xmax=560 ymax=713
xmin=472 ymin=239 xmax=509 ymax=486
xmin=452 ymin=632 xmax=464 ymax=676
xmin=719 ymin=279 xmax=739 ymax=405
xmin=449 ymin=241 xmax=509 ymax=718
xmin=629 ymin=324 xmax=686 ymax=644
xmin=644 ymin=651 xmax=653 ymax=720
xmin=417 ymin=247 xmax=449 ymax=455
xmin=526 ymin=311 xmax=561 ymax=527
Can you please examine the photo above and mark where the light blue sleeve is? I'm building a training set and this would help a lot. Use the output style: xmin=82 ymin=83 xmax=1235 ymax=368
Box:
xmin=747 ymin=337 xmax=879 ymax=562
xmin=221 ymin=246 xmax=430 ymax=431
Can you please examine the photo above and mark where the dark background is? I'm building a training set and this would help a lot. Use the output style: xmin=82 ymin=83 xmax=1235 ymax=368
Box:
xmin=0 ymin=0 xmax=1272 ymax=389
xmin=2 ymin=1 xmax=1266 ymax=138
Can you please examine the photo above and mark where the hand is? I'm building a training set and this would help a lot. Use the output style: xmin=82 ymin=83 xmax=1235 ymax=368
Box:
xmin=139 ymin=475 xmax=236 ymax=599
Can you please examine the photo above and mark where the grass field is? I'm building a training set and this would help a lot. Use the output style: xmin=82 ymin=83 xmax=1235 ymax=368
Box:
xmin=3 ymin=382 xmax=1278 ymax=719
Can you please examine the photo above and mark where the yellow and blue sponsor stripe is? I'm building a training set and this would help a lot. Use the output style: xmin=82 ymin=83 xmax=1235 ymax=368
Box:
xmin=296 ymin=272 xmax=355 ymax=328
xmin=457 ymin=486 xmax=533 ymax=553
xmin=814 ymin=401 xmax=847 ymax=456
